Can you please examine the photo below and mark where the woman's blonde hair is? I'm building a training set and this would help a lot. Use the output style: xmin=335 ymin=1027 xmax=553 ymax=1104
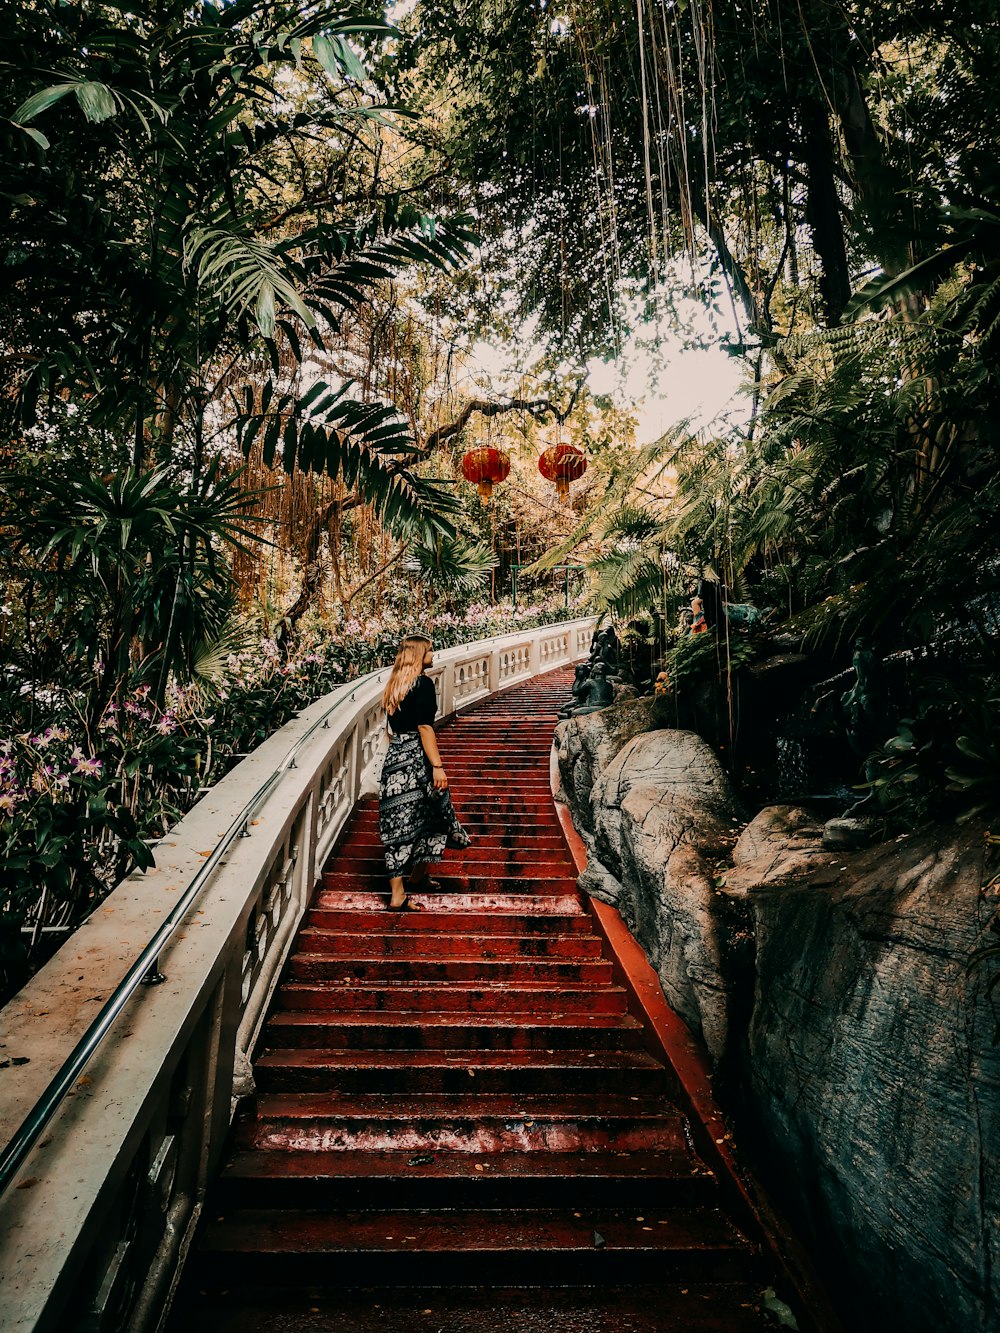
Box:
xmin=382 ymin=635 xmax=432 ymax=716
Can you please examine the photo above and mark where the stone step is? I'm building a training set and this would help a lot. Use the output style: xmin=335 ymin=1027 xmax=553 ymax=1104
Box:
xmin=302 ymin=908 xmax=590 ymax=936
xmin=192 ymin=1206 xmax=757 ymax=1288
xmin=253 ymin=1047 xmax=668 ymax=1094
xmin=333 ymin=844 xmax=575 ymax=868
xmin=330 ymin=855 xmax=577 ymax=880
xmin=336 ymin=832 xmax=569 ymax=854
xmin=348 ymin=814 xmax=565 ymax=835
xmin=240 ymin=1092 xmax=690 ymax=1153
xmin=311 ymin=889 xmax=585 ymax=916
xmin=268 ymin=981 xmax=628 ymax=1017
xmin=321 ymin=871 xmax=580 ymax=895
xmin=215 ymin=1147 xmax=715 ymax=1210
xmin=264 ymin=1010 xmax=646 ymax=1050
xmin=175 ymin=1283 xmax=781 ymax=1332
xmin=285 ymin=930 xmax=604 ymax=960
xmin=288 ymin=955 xmax=614 ymax=985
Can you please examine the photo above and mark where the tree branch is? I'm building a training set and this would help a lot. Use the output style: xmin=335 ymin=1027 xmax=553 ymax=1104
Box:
xmin=421 ymin=377 xmax=586 ymax=455
xmin=342 ymin=545 xmax=407 ymax=607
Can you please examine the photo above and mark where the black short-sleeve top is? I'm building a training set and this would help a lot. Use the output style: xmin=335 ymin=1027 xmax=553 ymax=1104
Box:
xmin=387 ymin=673 xmax=437 ymax=735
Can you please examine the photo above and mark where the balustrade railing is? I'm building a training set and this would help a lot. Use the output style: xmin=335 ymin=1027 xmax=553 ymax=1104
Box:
xmin=0 ymin=616 xmax=595 ymax=1333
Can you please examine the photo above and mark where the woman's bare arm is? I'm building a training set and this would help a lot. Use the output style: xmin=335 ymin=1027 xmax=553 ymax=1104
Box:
xmin=417 ymin=723 xmax=447 ymax=788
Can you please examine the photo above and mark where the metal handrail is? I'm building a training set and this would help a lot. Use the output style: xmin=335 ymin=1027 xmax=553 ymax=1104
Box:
xmin=0 ymin=620 xmax=585 ymax=1198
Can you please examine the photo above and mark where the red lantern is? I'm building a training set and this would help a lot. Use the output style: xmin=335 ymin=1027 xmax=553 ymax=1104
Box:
xmin=538 ymin=442 xmax=587 ymax=502
xmin=461 ymin=445 xmax=510 ymax=501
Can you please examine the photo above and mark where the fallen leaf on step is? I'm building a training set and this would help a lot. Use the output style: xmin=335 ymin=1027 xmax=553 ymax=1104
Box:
xmin=762 ymin=1289 xmax=799 ymax=1329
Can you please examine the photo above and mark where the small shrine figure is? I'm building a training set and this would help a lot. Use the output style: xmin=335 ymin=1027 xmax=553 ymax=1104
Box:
xmin=559 ymin=663 xmax=592 ymax=719
xmin=568 ymin=663 xmax=615 ymax=715
xmin=689 ymin=596 xmax=709 ymax=636
xmin=590 ymin=625 xmax=619 ymax=673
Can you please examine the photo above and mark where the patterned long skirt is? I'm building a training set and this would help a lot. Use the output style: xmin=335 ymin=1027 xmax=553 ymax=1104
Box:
xmin=378 ymin=731 xmax=471 ymax=877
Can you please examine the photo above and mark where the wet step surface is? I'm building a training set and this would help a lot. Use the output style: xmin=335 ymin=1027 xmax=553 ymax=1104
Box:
xmin=177 ymin=1284 xmax=780 ymax=1333
xmin=172 ymin=669 xmax=782 ymax=1328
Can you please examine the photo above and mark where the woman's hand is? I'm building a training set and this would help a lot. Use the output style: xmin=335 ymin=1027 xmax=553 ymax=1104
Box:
xmin=432 ymin=763 xmax=448 ymax=791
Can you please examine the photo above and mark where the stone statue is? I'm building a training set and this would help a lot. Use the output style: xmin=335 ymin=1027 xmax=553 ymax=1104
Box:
xmin=563 ymin=627 xmax=622 ymax=716
xmin=568 ymin=663 xmax=615 ymax=716
xmin=590 ymin=626 xmax=619 ymax=673
xmin=558 ymin=663 xmax=592 ymax=718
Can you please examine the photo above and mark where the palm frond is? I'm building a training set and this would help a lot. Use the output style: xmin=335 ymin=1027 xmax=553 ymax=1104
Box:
xmin=405 ymin=533 xmax=497 ymax=592
xmin=236 ymin=382 xmax=459 ymax=539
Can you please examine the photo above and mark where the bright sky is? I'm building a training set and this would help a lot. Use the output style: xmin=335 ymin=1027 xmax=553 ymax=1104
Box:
xmin=466 ymin=294 xmax=752 ymax=447
xmin=586 ymin=339 xmax=750 ymax=443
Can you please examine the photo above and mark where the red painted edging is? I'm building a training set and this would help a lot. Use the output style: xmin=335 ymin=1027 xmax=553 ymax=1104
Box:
xmin=550 ymin=760 xmax=847 ymax=1333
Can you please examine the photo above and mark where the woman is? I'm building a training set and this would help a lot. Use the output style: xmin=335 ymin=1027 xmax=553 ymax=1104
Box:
xmin=379 ymin=635 xmax=471 ymax=911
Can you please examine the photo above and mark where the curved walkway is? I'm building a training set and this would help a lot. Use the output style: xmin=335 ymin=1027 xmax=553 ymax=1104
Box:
xmin=169 ymin=671 xmax=791 ymax=1331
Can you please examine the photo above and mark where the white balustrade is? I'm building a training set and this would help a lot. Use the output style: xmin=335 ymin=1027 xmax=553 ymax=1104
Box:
xmin=0 ymin=616 xmax=596 ymax=1333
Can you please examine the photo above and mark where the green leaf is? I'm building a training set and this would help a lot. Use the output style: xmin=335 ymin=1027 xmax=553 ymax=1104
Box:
xmin=328 ymin=34 xmax=368 ymax=83
xmin=312 ymin=33 xmax=338 ymax=78
xmin=761 ymin=1288 xmax=799 ymax=1330
xmin=256 ymin=280 xmax=276 ymax=338
xmin=261 ymin=418 xmax=279 ymax=469
xmin=75 ymin=81 xmax=118 ymax=123
xmin=282 ymin=415 xmax=298 ymax=473
xmin=10 ymin=122 xmax=50 ymax=150
xmin=15 ymin=83 xmax=83 ymax=123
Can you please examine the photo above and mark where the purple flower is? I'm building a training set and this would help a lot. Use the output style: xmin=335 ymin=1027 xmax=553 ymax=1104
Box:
xmin=69 ymin=747 xmax=103 ymax=778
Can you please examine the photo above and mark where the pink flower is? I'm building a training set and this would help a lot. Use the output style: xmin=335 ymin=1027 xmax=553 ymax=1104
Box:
xmin=69 ymin=748 xmax=103 ymax=778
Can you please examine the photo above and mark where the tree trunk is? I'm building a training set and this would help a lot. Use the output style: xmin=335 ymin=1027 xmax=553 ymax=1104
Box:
xmin=802 ymin=100 xmax=852 ymax=324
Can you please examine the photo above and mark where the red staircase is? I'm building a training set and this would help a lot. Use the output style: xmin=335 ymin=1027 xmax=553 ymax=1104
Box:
xmin=177 ymin=670 xmax=787 ymax=1330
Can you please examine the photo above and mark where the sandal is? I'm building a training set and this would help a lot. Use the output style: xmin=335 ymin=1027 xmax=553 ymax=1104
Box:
xmin=387 ymin=894 xmax=424 ymax=912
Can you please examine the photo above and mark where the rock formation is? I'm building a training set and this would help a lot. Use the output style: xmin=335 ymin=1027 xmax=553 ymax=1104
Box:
xmin=556 ymin=704 xmax=745 ymax=1061
xmin=738 ymin=813 xmax=1000 ymax=1333
xmin=556 ymin=705 xmax=1000 ymax=1333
